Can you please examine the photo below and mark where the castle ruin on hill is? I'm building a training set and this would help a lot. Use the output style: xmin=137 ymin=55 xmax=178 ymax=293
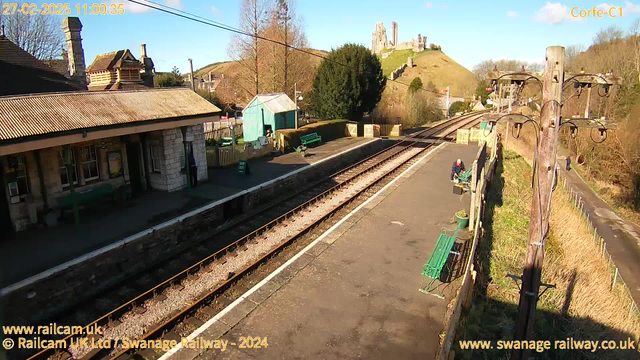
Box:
xmin=371 ymin=21 xmax=425 ymax=54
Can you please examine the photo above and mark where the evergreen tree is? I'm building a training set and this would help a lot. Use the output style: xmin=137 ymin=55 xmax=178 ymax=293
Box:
xmin=311 ymin=44 xmax=386 ymax=120
xmin=409 ymin=77 xmax=423 ymax=94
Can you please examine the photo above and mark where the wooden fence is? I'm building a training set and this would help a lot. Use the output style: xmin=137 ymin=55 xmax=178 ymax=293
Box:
xmin=204 ymin=121 xmax=243 ymax=142
xmin=206 ymin=138 xmax=275 ymax=168
xmin=438 ymin=130 xmax=500 ymax=360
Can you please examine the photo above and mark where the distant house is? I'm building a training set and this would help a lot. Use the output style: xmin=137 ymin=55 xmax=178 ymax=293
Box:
xmin=242 ymin=93 xmax=297 ymax=142
xmin=86 ymin=45 xmax=154 ymax=91
xmin=472 ymin=100 xmax=485 ymax=111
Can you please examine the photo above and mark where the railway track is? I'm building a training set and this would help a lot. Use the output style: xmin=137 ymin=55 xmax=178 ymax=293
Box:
xmin=23 ymin=112 xmax=485 ymax=360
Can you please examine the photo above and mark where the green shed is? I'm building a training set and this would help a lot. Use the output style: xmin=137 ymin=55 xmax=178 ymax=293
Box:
xmin=242 ymin=93 xmax=297 ymax=142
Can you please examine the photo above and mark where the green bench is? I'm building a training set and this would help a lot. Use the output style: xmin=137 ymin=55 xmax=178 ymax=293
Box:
xmin=295 ymin=133 xmax=322 ymax=156
xmin=456 ymin=167 xmax=473 ymax=184
xmin=219 ymin=137 xmax=234 ymax=147
xmin=57 ymin=183 xmax=115 ymax=211
xmin=419 ymin=226 xmax=461 ymax=298
xmin=300 ymin=132 xmax=322 ymax=146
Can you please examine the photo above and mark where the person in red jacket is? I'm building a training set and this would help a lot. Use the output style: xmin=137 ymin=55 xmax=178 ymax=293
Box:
xmin=451 ymin=159 xmax=465 ymax=181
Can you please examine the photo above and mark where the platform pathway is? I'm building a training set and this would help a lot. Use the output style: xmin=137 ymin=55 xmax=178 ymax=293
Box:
xmin=166 ymin=143 xmax=479 ymax=360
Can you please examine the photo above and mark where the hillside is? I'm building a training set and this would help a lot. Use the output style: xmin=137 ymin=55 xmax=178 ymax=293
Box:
xmin=375 ymin=50 xmax=479 ymax=126
xmin=194 ymin=48 xmax=329 ymax=78
xmin=380 ymin=50 xmax=478 ymax=98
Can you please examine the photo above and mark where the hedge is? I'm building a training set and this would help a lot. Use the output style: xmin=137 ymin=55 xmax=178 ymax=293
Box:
xmin=276 ymin=120 xmax=348 ymax=149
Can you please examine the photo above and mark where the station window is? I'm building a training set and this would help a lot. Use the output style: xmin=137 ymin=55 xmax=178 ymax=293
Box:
xmin=59 ymin=149 xmax=78 ymax=187
xmin=80 ymin=145 xmax=100 ymax=181
xmin=150 ymin=145 xmax=163 ymax=173
xmin=5 ymin=155 xmax=30 ymax=201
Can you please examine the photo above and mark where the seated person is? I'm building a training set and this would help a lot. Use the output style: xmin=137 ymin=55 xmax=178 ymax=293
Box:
xmin=451 ymin=159 xmax=465 ymax=181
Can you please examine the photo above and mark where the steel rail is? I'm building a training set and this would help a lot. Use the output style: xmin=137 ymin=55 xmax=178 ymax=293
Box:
xmin=26 ymin=112 xmax=485 ymax=360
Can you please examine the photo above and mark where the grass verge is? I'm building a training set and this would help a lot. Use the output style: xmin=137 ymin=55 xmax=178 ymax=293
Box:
xmin=454 ymin=149 xmax=640 ymax=360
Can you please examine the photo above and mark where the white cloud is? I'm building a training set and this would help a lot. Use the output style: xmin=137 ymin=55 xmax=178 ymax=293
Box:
xmin=210 ymin=6 xmax=221 ymax=17
xmin=535 ymin=2 xmax=580 ymax=23
xmin=507 ymin=10 xmax=518 ymax=17
xmin=426 ymin=2 xmax=433 ymax=9
xmin=165 ymin=0 xmax=182 ymax=9
xmin=626 ymin=1 xmax=640 ymax=13
xmin=596 ymin=3 xmax=615 ymax=11
xmin=442 ymin=4 xmax=449 ymax=9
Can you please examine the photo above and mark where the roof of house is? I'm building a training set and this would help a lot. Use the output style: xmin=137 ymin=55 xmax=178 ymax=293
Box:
xmin=0 ymin=35 xmax=83 ymax=96
xmin=0 ymin=88 xmax=221 ymax=142
xmin=86 ymin=49 xmax=144 ymax=72
xmin=244 ymin=93 xmax=297 ymax=114
xmin=88 ymin=82 xmax=151 ymax=91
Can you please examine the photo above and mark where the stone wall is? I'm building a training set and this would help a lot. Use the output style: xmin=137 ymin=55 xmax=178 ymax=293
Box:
xmin=1 ymin=139 xmax=393 ymax=325
xmin=146 ymin=124 xmax=207 ymax=192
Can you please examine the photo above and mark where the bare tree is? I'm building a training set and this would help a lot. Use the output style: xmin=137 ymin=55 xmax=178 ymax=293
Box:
xmin=593 ymin=25 xmax=624 ymax=45
xmin=629 ymin=18 xmax=640 ymax=82
xmin=260 ymin=0 xmax=310 ymax=97
xmin=0 ymin=8 xmax=64 ymax=60
xmin=227 ymin=0 xmax=272 ymax=98
xmin=565 ymin=44 xmax=585 ymax=72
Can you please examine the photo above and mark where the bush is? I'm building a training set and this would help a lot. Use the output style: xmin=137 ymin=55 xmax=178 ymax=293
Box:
xmin=275 ymin=120 xmax=348 ymax=149
xmin=449 ymin=101 xmax=471 ymax=115
xmin=429 ymin=43 xmax=442 ymax=51
xmin=205 ymin=138 xmax=217 ymax=147
xmin=409 ymin=77 xmax=423 ymax=94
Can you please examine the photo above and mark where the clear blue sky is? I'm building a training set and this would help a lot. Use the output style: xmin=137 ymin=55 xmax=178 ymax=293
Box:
xmin=23 ymin=1 xmax=640 ymax=73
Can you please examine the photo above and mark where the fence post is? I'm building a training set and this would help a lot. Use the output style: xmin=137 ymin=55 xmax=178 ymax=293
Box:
xmin=469 ymin=160 xmax=478 ymax=230
xmin=612 ymin=267 xmax=619 ymax=291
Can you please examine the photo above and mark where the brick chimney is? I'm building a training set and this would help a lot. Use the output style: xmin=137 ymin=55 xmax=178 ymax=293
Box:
xmin=62 ymin=17 xmax=87 ymax=89
xmin=139 ymin=43 xmax=155 ymax=87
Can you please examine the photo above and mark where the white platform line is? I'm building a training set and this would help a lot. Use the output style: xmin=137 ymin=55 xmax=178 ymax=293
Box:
xmin=1 ymin=139 xmax=378 ymax=297
xmin=158 ymin=142 xmax=447 ymax=359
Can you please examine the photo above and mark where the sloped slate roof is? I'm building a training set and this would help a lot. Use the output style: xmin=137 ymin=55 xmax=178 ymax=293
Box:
xmin=244 ymin=93 xmax=297 ymax=114
xmin=0 ymin=88 xmax=221 ymax=142
xmin=86 ymin=49 xmax=144 ymax=72
xmin=0 ymin=35 xmax=83 ymax=95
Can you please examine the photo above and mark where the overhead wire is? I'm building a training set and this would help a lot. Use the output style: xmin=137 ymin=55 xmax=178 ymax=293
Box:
xmin=126 ymin=0 xmax=467 ymax=99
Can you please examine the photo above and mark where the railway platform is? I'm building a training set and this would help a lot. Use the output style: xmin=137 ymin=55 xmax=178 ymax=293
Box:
xmin=170 ymin=142 xmax=479 ymax=360
xmin=0 ymin=137 xmax=381 ymax=289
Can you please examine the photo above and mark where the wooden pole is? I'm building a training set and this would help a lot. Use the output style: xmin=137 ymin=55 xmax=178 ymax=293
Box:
xmin=511 ymin=46 xmax=565 ymax=360
xmin=188 ymin=58 xmax=195 ymax=91
xmin=469 ymin=160 xmax=478 ymax=230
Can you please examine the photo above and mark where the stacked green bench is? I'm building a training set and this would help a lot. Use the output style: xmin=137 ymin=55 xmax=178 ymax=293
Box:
xmin=456 ymin=167 xmax=473 ymax=184
xmin=419 ymin=225 xmax=461 ymax=298
xmin=57 ymin=183 xmax=115 ymax=213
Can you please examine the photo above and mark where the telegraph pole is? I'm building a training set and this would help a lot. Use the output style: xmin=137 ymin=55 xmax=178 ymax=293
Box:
xmin=188 ymin=58 xmax=195 ymax=91
xmin=511 ymin=46 xmax=565 ymax=360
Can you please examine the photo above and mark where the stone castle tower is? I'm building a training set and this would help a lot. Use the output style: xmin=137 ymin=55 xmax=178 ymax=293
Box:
xmin=371 ymin=22 xmax=388 ymax=54
xmin=371 ymin=21 xmax=426 ymax=54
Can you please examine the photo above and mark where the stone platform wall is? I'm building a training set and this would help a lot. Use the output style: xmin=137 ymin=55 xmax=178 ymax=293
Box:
xmin=2 ymin=139 xmax=393 ymax=325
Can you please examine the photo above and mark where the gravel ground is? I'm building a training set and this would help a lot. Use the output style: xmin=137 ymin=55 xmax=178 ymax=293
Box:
xmin=66 ymin=147 xmax=423 ymax=359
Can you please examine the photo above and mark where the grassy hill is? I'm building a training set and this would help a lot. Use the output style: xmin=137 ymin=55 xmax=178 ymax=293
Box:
xmin=380 ymin=49 xmax=478 ymax=98
xmin=194 ymin=48 xmax=329 ymax=78
xmin=375 ymin=50 xmax=479 ymax=126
